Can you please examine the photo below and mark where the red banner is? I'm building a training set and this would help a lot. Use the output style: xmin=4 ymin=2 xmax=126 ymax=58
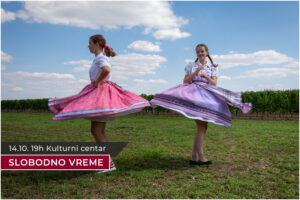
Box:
xmin=1 ymin=155 xmax=110 ymax=170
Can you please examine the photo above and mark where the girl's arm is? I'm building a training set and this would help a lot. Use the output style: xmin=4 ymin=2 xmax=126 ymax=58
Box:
xmin=200 ymin=74 xmax=217 ymax=86
xmin=183 ymin=65 xmax=204 ymax=83
xmin=208 ymin=76 xmax=217 ymax=86
xmin=95 ymin=66 xmax=111 ymax=87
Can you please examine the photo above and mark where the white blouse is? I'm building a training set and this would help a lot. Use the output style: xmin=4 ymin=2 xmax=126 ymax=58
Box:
xmin=89 ymin=52 xmax=111 ymax=82
xmin=184 ymin=59 xmax=219 ymax=83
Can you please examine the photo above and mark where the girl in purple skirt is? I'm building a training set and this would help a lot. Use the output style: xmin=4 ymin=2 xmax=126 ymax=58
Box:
xmin=150 ymin=44 xmax=252 ymax=165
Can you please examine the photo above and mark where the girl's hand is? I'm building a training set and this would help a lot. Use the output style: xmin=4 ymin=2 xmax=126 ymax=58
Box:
xmin=96 ymin=81 xmax=104 ymax=87
xmin=200 ymin=73 xmax=209 ymax=79
xmin=196 ymin=64 xmax=205 ymax=72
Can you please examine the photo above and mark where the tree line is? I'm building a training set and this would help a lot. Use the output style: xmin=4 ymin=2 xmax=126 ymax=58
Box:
xmin=1 ymin=89 xmax=299 ymax=113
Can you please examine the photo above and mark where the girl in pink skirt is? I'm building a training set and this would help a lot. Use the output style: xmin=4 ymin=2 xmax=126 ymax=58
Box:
xmin=48 ymin=34 xmax=150 ymax=173
xmin=150 ymin=44 xmax=252 ymax=166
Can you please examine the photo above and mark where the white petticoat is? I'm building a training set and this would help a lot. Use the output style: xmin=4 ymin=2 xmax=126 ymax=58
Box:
xmin=83 ymin=106 xmax=145 ymax=122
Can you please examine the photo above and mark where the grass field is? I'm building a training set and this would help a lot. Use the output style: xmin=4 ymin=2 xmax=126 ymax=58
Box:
xmin=1 ymin=112 xmax=299 ymax=199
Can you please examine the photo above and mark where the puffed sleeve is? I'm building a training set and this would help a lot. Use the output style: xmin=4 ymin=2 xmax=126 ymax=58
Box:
xmin=95 ymin=57 xmax=110 ymax=69
xmin=184 ymin=62 xmax=193 ymax=76
xmin=211 ymin=65 xmax=219 ymax=78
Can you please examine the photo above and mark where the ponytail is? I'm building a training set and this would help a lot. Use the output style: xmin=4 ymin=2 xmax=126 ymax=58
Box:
xmin=207 ymin=55 xmax=214 ymax=65
xmin=104 ymin=46 xmax=116 ymax=57
xmin=208 ymin=54 xmax=218 ymax=67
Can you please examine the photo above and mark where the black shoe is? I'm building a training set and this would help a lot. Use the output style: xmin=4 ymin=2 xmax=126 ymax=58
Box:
xmin=189 ymin=160 xmax=212 ymax=165
xmin=189 ymin=160 xmax=199 ymax=165
xmin=197 ymin=160 xmax=212 ymax=165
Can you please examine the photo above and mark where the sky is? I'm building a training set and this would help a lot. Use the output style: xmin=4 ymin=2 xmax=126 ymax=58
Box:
xmin=1 ymin=1 xmax=299 ymax=100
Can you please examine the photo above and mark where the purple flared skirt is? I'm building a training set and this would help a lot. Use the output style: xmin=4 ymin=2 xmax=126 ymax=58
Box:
xmin=150 ymin=81 xmax=252 ymax=128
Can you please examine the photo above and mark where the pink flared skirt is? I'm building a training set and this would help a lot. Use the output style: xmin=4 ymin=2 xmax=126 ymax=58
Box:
xmin=48 ymin=81 xmax=150 ymax=122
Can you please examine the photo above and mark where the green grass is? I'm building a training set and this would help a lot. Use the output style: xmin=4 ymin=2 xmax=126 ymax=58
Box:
xmin=1 ymin=112 xmax=299 ymax=199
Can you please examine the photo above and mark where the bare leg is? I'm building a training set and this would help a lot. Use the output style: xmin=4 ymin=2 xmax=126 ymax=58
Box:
xmin=91 ymin=121 xmax=115 ymax=167
xmin=91 ymin=121 xmax=107 ymax=142
xmin=191 ymin=120 xmax=208 ymax=162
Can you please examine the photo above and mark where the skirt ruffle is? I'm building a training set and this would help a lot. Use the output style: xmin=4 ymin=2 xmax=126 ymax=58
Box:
xmin=150 ymin=82 xmax=252 ymax=128
xmin=48 ymin=81 xmax=150 ymax=121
